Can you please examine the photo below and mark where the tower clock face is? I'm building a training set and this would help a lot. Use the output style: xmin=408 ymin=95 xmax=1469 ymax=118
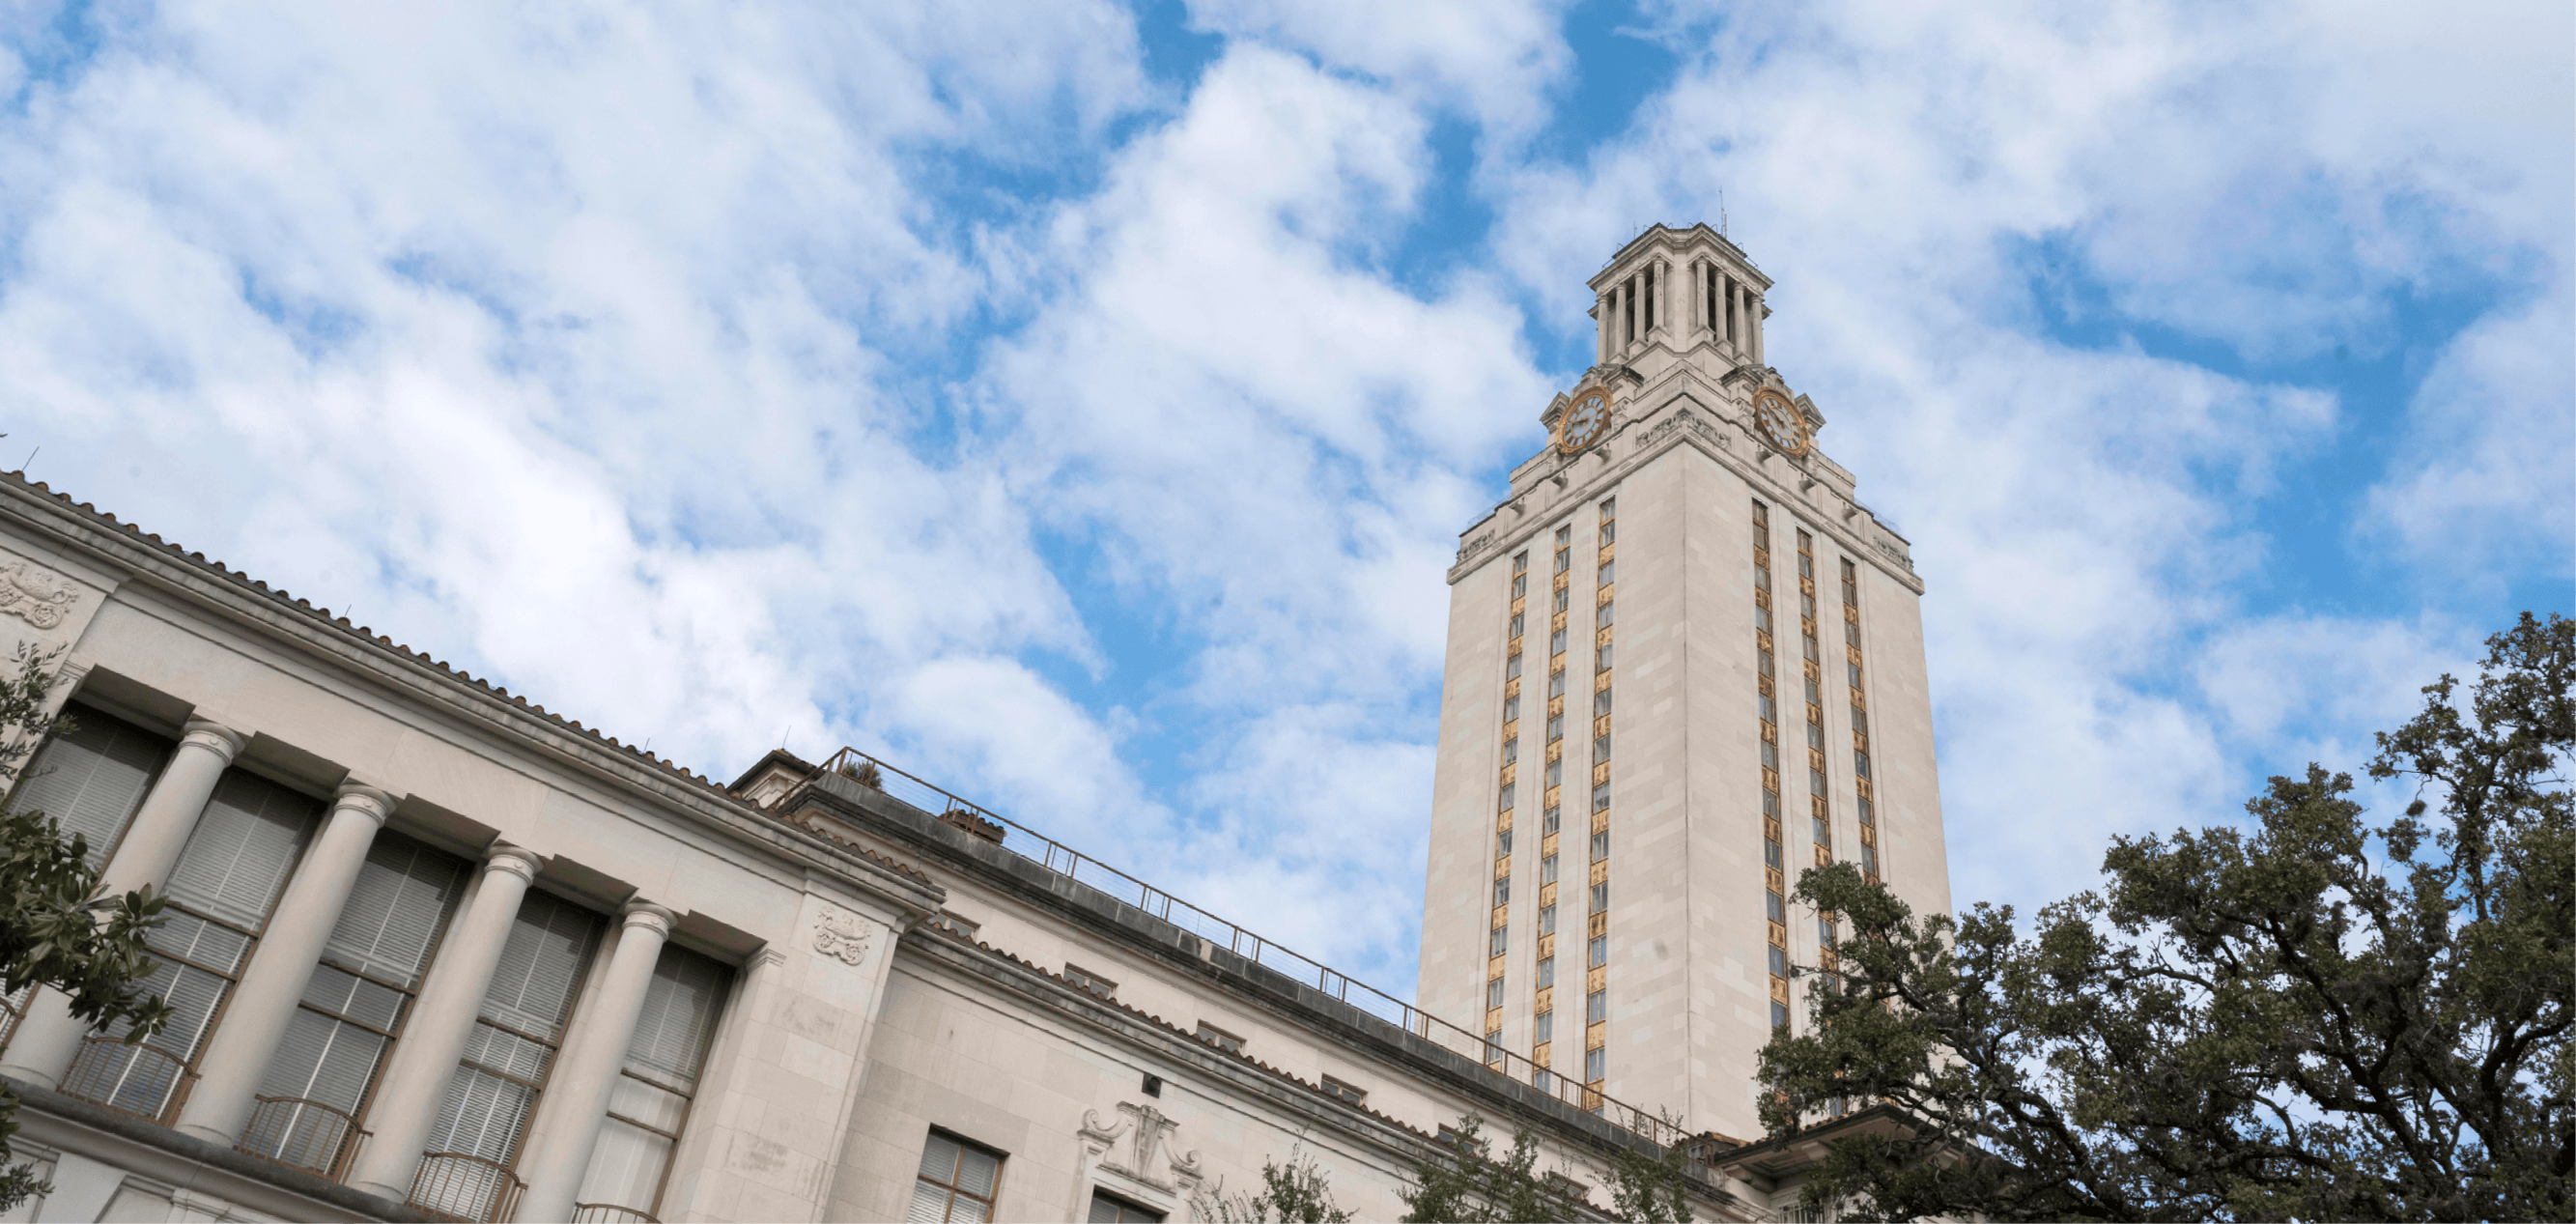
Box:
xmin=1752 ymin=388 xmax=1810 ymax=456
xmin=1559 ymin=387 xmax=1611 ymax=454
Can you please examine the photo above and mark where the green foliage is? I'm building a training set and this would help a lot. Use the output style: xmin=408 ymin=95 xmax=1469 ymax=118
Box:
xmin=1399 ymin=1113 xmax=1699 ymax=1222
xmin=1754 ymin=612 xmax=2574 ymax=1222
xmin=1605 ymin=1130 xmax=1697 ymax=1224
xmin=0 ymin=644 xmax=174 ymax=1213
xmin=1400 ymin=1116 xmax=1587 ymax=1223
xmin=1191 ymin=1149 xmax=1354 ymax=1222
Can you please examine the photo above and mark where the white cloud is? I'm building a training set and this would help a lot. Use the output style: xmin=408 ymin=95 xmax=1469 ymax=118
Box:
xmin=1475 ymin=0 xmax=2565 ymax=919
xmin=962 ymin=46 xmax=1556 ymax=971
xmin=0 ymin=0 xmax=2558 ymax=1005
xmin=2361 ymin=285 xmax=2576 ymax=584
xmin=0 ymin=0 xmax=1149 ymax=782
xmin=1183 ymin=0 xmax=1574 ymax=133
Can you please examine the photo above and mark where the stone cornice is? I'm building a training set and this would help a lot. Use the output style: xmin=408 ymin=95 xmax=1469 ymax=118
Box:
xmin=895 ymin=925 xmax=1733 ymax=1209
xmin=0 ymin=472 xmax=941 ymax=917
xmin=1451 ymin=375 xmax=1924 ymax=596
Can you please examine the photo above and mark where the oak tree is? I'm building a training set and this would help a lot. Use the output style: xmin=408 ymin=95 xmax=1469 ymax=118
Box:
xmin=0 ymin=646 xmax=175 ymax=1211
xmin=1757 ymin=612 xmax=2572 ymax=1221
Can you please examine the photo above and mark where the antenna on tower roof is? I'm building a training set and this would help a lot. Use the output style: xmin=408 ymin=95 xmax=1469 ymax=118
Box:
xmin=1720 ymin=190 xmax=1728 ymax=238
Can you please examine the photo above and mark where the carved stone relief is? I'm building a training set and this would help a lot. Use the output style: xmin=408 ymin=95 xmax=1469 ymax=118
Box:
xmin=0 ymin=559 xmax=78 ymax=630
xmin=1636 ymin=408 xmax=1731 ymax=454
xmin=813 ymin=907 xmax=872 ymax=966
xmin=1078 ymin=1101 xmax=1203 ymax=1195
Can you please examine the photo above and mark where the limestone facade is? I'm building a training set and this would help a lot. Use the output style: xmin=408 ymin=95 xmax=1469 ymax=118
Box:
xmin=1417 ymin=224 xmax=1953 ymax=1146
xmin=0 ymin=472 xmax=1774 ymax=1217
xmin=0 ymin=224 xmax=1933 ymax=1224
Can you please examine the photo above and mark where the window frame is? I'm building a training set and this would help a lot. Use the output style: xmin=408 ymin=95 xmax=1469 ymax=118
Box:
xmin=914 ymin=1129 xmax=1006 ymax=1223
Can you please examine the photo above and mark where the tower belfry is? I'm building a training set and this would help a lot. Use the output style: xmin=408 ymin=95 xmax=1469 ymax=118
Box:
xmin=1417 ymin=223 xmax=1950 ymax=1143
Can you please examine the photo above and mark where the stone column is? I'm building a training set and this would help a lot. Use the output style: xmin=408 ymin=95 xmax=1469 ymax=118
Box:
xmin=1749 ymin=294 xmax=1764 ymax=364
xmin=514 ymin=901 xmax=676 ymax=1223
xmin=1690 ymin=262 xmax=1706 ymax=338
xmin=349 ymin=845 xmax=543 ymax=1204
xmin=0 ymin=717 xmax=242 ymax=1090
xmin=175 ymin=783 xmax=394 ymax=1145
xmin=1596 ymin=292 xmax=1613 ymax=364
xmin=1655 ymin=259 xmax=1671 ymax=339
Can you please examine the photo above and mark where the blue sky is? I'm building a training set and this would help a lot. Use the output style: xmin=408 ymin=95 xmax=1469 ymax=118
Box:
xmin=0 ymin=0 xmax=2566 ymax=996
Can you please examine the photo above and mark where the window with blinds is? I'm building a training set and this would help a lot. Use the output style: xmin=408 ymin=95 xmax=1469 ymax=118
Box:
xmin=242 ymin=833 xmax=467 ymax=1177
xmin=6 ymin=702 xmax=174 ymax=870
xmin=412 ymin=890 xmax=602 ymax=1222
xmin=572 ymin=945 xmax=730 ymax=1220
xmin=1089 ymin=1191 xmax=1165 ymax=1223
xmin=911 ymin=1131 xmax=1003 ymax=1223
xmin=58 ymin=768 xmax=319 ymax=1121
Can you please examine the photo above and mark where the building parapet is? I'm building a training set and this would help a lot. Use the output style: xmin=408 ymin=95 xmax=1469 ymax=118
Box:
xmin=774 ymin=747 xmax=1692 ymax=1153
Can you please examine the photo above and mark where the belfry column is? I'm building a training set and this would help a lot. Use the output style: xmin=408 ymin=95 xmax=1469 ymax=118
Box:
xmin=1597 ymin=292 xmax=1613 ymax=364
xmin=176 ymin=783 xmax=394 ymax=1145
xmin=0 ymin=717 xmax=242 ymax=1090
xmin=350 ymin=845 xmax=544 ymax=1204
xmin=1656 ymin=259 xmax=1672 ymax=341
xmin=514 ymin=900 xmax=676 ymax=1224
xmin=1749 ymin=293 xmax=1765 ymax=365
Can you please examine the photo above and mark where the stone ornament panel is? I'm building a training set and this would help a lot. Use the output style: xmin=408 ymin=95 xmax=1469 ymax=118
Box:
xmin=813 ymin=907 xmax=872 ymax=966
xmin=0 ymin=558 xmax=78 ymax=630
xmin=1078 ymin=1101 xmax=1203 ymax=1195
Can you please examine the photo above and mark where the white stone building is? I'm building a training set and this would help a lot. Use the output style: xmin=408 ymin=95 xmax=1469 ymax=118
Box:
xmin=0 ymin=225 xmax=1948 ymax=1223
xmin=1415 ymin=223 xmax=1950 ymax=1147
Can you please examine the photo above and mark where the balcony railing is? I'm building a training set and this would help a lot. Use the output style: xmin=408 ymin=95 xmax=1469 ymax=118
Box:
xmin=810 ymin=747 xmax=1685 ymax=1149
xmin=57 ymin=1037 xmax=193 ymax=1122
xmin=238 ymin=1095 xmax=368 ymax=1180
xmin=573 ymin=1204 xmax=659 ymax=1223
xmin=409 ymin=1152 xmax=524 ymax=1223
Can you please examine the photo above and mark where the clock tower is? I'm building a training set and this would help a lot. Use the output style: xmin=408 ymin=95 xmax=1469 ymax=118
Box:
xmin=1415 ymin=224 xmax=1952 ymax=1144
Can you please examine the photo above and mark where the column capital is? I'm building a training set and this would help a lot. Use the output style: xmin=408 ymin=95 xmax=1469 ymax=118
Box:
xmin=619 ymin=899 xmax=678 ymax=936
xmin=178 ymin=718 xmax=245 ymax=764
xmin=329 ymin=783 xmax=398 ymax=825
xmin=484 ymin=843 xmax=544 ymax=882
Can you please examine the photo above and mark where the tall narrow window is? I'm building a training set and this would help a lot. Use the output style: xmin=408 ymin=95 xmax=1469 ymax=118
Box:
xmin=410 ymin=890 xmax=603 ymax=1222
xmin=913 ymin=1131 xmax=1004 ymax=1222
xmin=60 ymin=770 xmax=319 ymax=1121
xmin=1 ymin=705 xmax=174 ymax=1045
xmin=1751 ymin=500 xmax=1792 ymax=1033
xmin=6 ymin=703 xmax=173 ymax=869
xmin=574 ymin=945 xmax=731 ymax=1222
xmin=243 ymin=833 xmax=467 ymax=1178
xmin=1843 ymin=556 xmax=1882 ymax=885
xmin=1580 ymin=495 xmax=1617 ymax=1091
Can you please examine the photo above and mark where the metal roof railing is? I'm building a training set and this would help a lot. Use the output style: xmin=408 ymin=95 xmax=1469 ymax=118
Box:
xmin=813 ymin=747 xmax=1685 ymax=1150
